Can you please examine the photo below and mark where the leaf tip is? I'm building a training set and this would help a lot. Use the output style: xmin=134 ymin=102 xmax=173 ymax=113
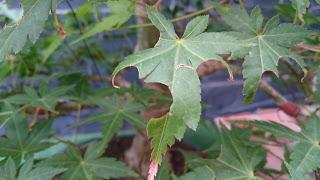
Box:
xmin=111 ymin=76 xmax=120 ymax=89
xmin=300 ymin=68 xmax=308 ymax=83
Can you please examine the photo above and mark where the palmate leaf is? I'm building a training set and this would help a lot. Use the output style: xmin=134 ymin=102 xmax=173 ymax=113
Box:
xmin=6 ymin=85 xmax=71 ymax=112
xmin=113 ymin=7 xmax=247 ymax=163
xmin=0 ymin=110 xmax=53 ymax=161
xmin=212 ymin=127 xmax=265 ymax=180
xmin=248 ymin=114 xmax=320 ymax=179
xmin=79 ymin=95 xmax=146 ymax=154
xmin=72 ymin=0 xmax=135 ymax=44
xmin=0 ymin=0 xmax=61 ymax=62
xmin=0 ymin=158 xmax=65 ymax=180
xmin=39 ymin=143 xmax=137 ymax=180
xmin=221 ymin=6 xmax=310 ymax=103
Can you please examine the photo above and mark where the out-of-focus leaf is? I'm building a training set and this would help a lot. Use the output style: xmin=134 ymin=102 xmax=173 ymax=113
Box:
xmin=0 ymin=0 xmax=62 ymax=61
xmin=72 ymin=0 xmax=135 ymax=44
xmin=155 ymin=159 xmax=170 ymax=180
xmin=291 ymin=0 xmax=310 ymax=22
xmin=212 ymin=127 xmax=265 ymax=180
xmin=249 ymin=114 xmax=320 ymax=179
xmin=0 ymin=158 xmax=65 ymax=180
xmin=0 ymin=111 xmax=53 ymax=161
xmin=79 ymin=95 xmax=145 ymax=154
xmin=6 ymin=85 xmax=71 ymax=112
xmin=0 ymin=2 xmax=23 ymax=22
xmin=39 ymin=143 xmax=137 ymax=180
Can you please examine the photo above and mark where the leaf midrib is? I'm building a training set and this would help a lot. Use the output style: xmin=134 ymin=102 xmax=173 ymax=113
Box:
xmin=154 ymin=115 xmax=169 ymax=161
xmin=293 ymin=144 xmax=317 ymax=174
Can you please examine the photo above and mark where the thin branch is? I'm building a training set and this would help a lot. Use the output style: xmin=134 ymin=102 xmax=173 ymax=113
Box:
xmin=296 ymin=44 xmax=320 ymax=53
xmin=105 ymin=1 xmax=229 ymax=33
xmin=259 ymin=80 xmax=287 ymax=105
xmin=65 ymin=0 xmax=106 ymax=87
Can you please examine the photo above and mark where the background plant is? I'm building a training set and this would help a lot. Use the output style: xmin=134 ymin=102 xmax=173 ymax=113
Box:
xmin=0 ymin=0 xmax=319 ymax=179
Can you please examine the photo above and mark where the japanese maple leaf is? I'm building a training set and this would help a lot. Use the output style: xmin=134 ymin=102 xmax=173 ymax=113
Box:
xmin=112 ymin=7 xmax=247 ymax=163
xmin=212 ymin=128 xmax=265 ymax=180
xmin=39 ymin=143 xmax=137 ymax=180
xmin=0 ymin=107 xmax=53 ymax=161
xmin=0 ymin=158 xmax=65 ymax=180
xmin=0 ymin=0 xmax=62 ymax=61
xmin=221 ymin=6 xmax=310 ymax=103
xmin=249 ymin=114 xmax=320 ymax=179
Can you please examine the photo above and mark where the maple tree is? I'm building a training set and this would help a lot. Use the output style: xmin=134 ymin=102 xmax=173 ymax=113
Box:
xmin=0 ymin=0 xmax=319 ymax=179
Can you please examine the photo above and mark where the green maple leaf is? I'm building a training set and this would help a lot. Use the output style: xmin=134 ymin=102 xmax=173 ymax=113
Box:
xmin=79 ymin=95 xmax=146 ymax=154
xmin=248 ymin=114 xmax=320 ymax=179
xmin=39 ymin=143 xmax=137 ymax=180
xmin=72 ymin=0 xmax=135 ymax=44
xmin=221 ymin=6 xmax=310 ymax=103
xmin=113 ymin=7 xmax=247 ymax=163
xmin=212 ymin=127 xmax=265 ymax=180
xmin=6 ymin=85 xmax=72 ymax=112
xmin=0 ymin=109 xmax=53 ymax=161
xmin=0 ymin=0 xmax=61 ymax=62
xmin=0 ymin=158 xmax=65 ymax=180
